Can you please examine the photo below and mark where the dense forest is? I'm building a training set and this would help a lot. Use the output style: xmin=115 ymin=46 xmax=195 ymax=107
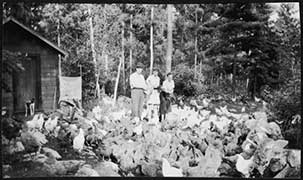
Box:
xmin=2 ymin=2 xmax=301 ymax=178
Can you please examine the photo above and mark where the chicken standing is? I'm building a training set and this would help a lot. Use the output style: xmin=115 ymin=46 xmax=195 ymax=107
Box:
xmin=21 ymin=128 xmax=48 ymax=156
xmin=36 ymin=114 xmax=45 ymax=130
xmin=236 ymin=154 xmax=254 ymax=177
xmin=73 ymin=128 xmax=85 ymax=152
xmin=133 ymin=123 xmax=143 ymax=135
xmin=44 ymin=116 xmax=59 ymax=134
xmin=26 ymin=114 xmax=40 ymax=130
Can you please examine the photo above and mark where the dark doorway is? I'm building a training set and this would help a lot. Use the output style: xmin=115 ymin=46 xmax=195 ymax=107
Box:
xmin=13 ymin=55 xmax=41 ymax=113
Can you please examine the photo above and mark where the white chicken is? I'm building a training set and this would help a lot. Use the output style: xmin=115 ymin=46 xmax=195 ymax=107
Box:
xmin=44 ymin=116 xmax=58 ymax=134
xmin=42 ymin=147 xmax=62 ymax=159
xmin=199 ymin=109 xmax=211 ymax=119
xmin=236 ymin=154 xmax=254 ymax=178
xmin=215 ymin=108 xmax=223 ymax=116
xmin=182 ymin=111 xmax=201 ymax=129
xmin=111 ymin=109 xmax=127 ymax=121
xmin=209 ymin=114 xmax=218 ymax=122
xmin=36 ymin=114 xmax=45 ymax=130
xmin=254 ymin=96 xmax=261 ymax=102
xmin=162 ymin=158 xmax=183 ymax=177
xmin=241 ymin=106 xmax=246 ymax=113
xmin=133 ymin=123 xmax=143 ymax=135
xmin=68 ymin=124 xmax=78 ymax=138
xmin=220 ymin=105 xmax=231 ymax=117
xmin=32 ymin=130 xmax=48 ymax=153
xmin=92 ymin=106 xmax=102 ymax=120
xmin=231 ymin=96 xmax=237 ymax=102
xmin=73 ymin=128 xmax=85 ymax=152
xmin=215 ymin=116 xmax=231 ymax=131
xmin=53 ymin=126 xmax=61 ymax=138
xmin=230 ymin=112 xmax=242 ymax=120
xmin=26 ymin=114 xmax=40 ymax=130
xmin=202 ymin=98 xmax=211 ymax=108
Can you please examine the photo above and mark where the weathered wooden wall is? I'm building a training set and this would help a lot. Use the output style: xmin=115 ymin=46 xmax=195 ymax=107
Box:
xmin=3 ymin=21 xmax=59 ymax=113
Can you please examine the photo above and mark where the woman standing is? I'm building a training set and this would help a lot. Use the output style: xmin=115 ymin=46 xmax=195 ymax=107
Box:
xmin=146 ymin=69 xmax=161 ymax=124
xmin=159 ymin=72 xmax=175 ymax=121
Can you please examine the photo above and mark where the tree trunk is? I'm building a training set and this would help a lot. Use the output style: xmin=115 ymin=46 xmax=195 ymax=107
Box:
xmin=121 ymin=21 xmax=125 ymax=95
xmin=232 ymin=54 xmax=236 ymax=96
xmin=194 ymin=8 xmax=198 ymax=79
xmin=166 ymin=4 xmax=173 ymax=74
xmin=105 ymin=54 xmax=108 ymax=76
xmin=113 ymin=57 xmax=122 ymax=104
xmin=88 ymin=5 xmax=100 ymax=99
xmin=57 ymin=18 xmax=61 ymax=77
xmin=130 ymin=14 xmax=133 ymax=75
xmin=150 ymin=6 xmax=154 ymax=76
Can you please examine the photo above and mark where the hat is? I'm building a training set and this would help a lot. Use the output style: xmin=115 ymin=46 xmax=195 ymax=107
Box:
xmin=136 ymin=62 xmax=144 ymax=68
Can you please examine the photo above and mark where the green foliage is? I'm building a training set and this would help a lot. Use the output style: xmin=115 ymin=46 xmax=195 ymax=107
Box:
xmin=2 ymin=50 xmax=26 ymax=92
xmin=3 ymin=2 xmax=44 ymax=30
xmin=172 ymin=63 xmax=205 ymax=97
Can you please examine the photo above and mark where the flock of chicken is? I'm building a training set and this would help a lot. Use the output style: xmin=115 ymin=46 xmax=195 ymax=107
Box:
xmin=1 ymin=95 xmax=301 ymax=177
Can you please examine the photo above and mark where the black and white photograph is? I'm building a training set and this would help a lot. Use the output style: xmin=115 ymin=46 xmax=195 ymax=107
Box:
xmin=1 ymin=1 xmax=301 ymax=178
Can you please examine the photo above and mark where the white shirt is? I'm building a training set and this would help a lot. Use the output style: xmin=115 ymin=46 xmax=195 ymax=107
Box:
xmin=162 ymin=79 xmax=175 ymax=94
xmin=146 ymin=75 xmax=160 ymax=89
xmin=130 ymin=72 xmax=147 ymax=90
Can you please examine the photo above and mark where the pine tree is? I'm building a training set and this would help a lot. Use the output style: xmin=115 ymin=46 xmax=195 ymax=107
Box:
xmin=214 ymin=3 xmax=281 ymax=98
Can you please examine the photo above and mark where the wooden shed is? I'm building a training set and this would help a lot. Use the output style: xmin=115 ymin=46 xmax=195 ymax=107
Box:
xmin=2 ymin=17 xmax=68 ymax=114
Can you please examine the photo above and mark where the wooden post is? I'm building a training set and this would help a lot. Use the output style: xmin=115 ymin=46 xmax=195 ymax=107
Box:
xmin=150 ymin=6 xmax=154 ymax=76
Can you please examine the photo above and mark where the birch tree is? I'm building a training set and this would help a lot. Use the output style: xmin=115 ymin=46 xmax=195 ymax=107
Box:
xmin=88 ymin=5 xmax=100 ymax=99
xmin=166 ymin=4 xmax=173 ymax=74
xmin=149 ymin=6 xmax=154 ymax=76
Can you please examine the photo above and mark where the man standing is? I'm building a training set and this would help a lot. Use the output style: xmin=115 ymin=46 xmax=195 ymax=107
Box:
xmin=130 ymin=63 xmax=147 ymax=124
xmin=146 ymin=68 xmax=161 ymax=124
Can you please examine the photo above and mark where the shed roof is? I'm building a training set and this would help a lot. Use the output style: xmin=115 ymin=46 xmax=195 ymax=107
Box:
xmin=3 ymin=16 xmax=68 ymax=57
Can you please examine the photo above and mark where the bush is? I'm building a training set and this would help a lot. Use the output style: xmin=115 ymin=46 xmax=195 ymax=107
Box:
xmin=270 ymin=79 xmax=301 ymax=148
xmin=172 ymin=63 xmax=205 ymax=97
